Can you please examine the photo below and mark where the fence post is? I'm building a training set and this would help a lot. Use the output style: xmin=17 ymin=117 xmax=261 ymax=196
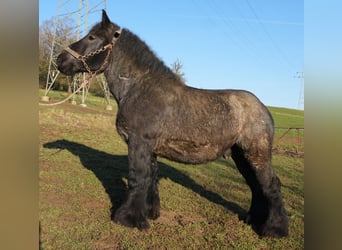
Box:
xmin=296 ymin=128 xmax=300 ymax=153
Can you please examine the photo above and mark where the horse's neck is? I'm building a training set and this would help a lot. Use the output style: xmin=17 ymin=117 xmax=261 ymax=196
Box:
xmin=104 ymin=55 xmax=144 ymax=105
xmin=104 ymin=68 xmax=131 ymax=106
xmin=104 ymin=30 xmax=180 ymax=104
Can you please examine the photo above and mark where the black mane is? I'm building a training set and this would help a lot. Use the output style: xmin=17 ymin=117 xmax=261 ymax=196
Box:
xmin=117 ymin=29 xmax=178 ymax=79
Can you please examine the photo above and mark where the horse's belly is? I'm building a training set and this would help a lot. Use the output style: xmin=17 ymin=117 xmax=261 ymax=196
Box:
xmin=154 ymin=139 xmax=226 ymax=164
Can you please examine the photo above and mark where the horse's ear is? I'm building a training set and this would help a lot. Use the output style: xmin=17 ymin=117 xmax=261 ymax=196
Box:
xmin=102 ymin=10 xmax=111 ymax=27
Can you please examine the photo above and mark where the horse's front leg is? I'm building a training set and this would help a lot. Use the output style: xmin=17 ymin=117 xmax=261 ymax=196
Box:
xmin=113 ymin=136 xmax=153 ymax=230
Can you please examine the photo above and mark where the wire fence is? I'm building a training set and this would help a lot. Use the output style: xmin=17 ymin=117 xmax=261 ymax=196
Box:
xmin=273 ymin=127 xmax=304 ymax=156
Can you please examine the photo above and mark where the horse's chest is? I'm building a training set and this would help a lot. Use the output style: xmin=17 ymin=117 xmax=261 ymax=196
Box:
xmin=115 ymin=113 xmax=129 ymax=143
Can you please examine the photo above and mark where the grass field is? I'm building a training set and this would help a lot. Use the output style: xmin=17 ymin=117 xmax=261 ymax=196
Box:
xmin=39 ymin=90 xmax=304 ymax=249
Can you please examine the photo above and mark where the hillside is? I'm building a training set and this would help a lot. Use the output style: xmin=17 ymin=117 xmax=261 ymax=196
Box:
xmin=268 ymin=106 xmax=304 ymax=128
xmin=39 ymin=90 xmax=304 ymax=249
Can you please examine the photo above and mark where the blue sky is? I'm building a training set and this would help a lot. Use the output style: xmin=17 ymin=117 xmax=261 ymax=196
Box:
xmin=39 ymin=0 xmax=303 ymax=110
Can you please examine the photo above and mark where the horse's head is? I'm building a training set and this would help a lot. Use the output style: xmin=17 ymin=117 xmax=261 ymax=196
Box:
xmin=57 ymin=10 xmax=121 ymax=76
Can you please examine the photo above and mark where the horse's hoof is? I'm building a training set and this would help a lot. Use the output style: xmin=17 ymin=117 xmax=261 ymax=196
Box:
xmin=136 ymin=219 xmax=150 ymax=230
xmin=113 ymin=210 xmax=150 ymax=230
xmin=261 ymin=218 xmax=289 ymax=238
xmin=148 ymin=208 xmax=160 ymax=220
xmin=262 ymin=225 xmax=288 ymax=238
xmin=245 ymin=213 xmax=253 ymax=224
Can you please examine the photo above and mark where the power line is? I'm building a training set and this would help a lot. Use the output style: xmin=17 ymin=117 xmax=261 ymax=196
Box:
xmin=191 ymin=0 xmax=269 ymax=69
xmin=245 ymin=0 xmax=296 ymax=73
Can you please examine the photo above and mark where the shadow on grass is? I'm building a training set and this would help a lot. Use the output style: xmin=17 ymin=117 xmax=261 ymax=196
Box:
xmin=44 ymin=139 xmax=246 ymax=222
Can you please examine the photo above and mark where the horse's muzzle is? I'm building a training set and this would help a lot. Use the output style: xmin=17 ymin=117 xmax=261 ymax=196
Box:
xmin=56 ymin=52 xmax=77 ymax=76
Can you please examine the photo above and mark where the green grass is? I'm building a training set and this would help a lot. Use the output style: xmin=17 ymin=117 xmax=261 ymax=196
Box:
xmin=268 ymin=106 xmax=304 ymax=155
xmin=268 ymin=106 xmax=304 ymax=128
xmin=39 ymin=90 xmax=304 ymax=249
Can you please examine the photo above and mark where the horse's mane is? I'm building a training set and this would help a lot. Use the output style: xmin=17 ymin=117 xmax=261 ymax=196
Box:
xmin=117 ymin=29 xmax=178 ymax=79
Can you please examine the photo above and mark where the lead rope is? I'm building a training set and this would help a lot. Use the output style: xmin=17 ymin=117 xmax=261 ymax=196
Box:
xmin=38 ymin=73 xmax=95 ymax=106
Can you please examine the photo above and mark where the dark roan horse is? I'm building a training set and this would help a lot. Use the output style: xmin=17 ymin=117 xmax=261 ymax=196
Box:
xmin=57 ymin=10 xmax=288 ymax=237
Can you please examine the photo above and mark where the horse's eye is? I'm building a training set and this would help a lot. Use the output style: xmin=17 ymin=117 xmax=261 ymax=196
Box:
xmin=88 ymin=35 xmax=96 ymax=41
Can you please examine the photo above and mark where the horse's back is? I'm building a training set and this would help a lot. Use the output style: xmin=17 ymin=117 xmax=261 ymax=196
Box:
xmin=181 ymin=87 xmax=273 ymax=133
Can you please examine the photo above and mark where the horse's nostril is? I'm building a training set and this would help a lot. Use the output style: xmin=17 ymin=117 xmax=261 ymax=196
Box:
xmin=56 ymin=56 xmax=60 ymax=66
xmin=56 ymin=54 xmax=68 ymax=73
xmin=57 ymin=54 xmax=62 ymax=65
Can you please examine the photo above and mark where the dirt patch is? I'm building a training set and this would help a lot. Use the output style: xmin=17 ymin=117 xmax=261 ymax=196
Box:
xmin=40 ymin=101 xmax=116 ymax=117
xmin=272 ymin=148 xmax=304 ymax=158
xmin=94 ymin=233 xmax=124 ymax=250
xmin=61 ymin=102 xmax=115 ymax=116
xmin=40 ymin=191 xmax=70 ymax=210
xmin=155 ymin=210 xmax=205 ymax=226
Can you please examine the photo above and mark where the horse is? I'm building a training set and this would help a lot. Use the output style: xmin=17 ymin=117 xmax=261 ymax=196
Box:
xmin=57 ymin=10 xmax=288 ymax=238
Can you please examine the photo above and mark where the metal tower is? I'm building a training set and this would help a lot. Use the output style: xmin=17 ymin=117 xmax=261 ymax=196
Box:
xmin=295 ymin=71 xmax=304 ymax=110
xmin=41 ymin=0 xmax=111 ymax=109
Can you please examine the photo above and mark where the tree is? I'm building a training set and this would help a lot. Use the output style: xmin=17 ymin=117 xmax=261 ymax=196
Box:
xmin=39 ymin=16 xmax=76 ymax=89
xmin=171 ymin=58 xmax=186 ymax=82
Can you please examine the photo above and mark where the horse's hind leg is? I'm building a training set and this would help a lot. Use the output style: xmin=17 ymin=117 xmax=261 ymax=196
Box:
xmin=231 ymin=144 xmax=288 ymax=237
xmin=146 ymin=154 xmax=160 ymax=220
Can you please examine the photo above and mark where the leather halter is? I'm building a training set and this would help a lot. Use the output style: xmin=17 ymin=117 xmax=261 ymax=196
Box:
xmin=64 ymin=30 xmax=121 ymax=75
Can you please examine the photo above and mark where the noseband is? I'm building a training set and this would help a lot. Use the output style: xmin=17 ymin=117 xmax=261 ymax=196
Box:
xmin=64 ymin=30 xmax=121 ymax=75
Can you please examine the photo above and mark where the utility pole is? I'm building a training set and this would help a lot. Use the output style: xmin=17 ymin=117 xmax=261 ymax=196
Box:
xmin=294 ymin=71 xmax=304 ymax=110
